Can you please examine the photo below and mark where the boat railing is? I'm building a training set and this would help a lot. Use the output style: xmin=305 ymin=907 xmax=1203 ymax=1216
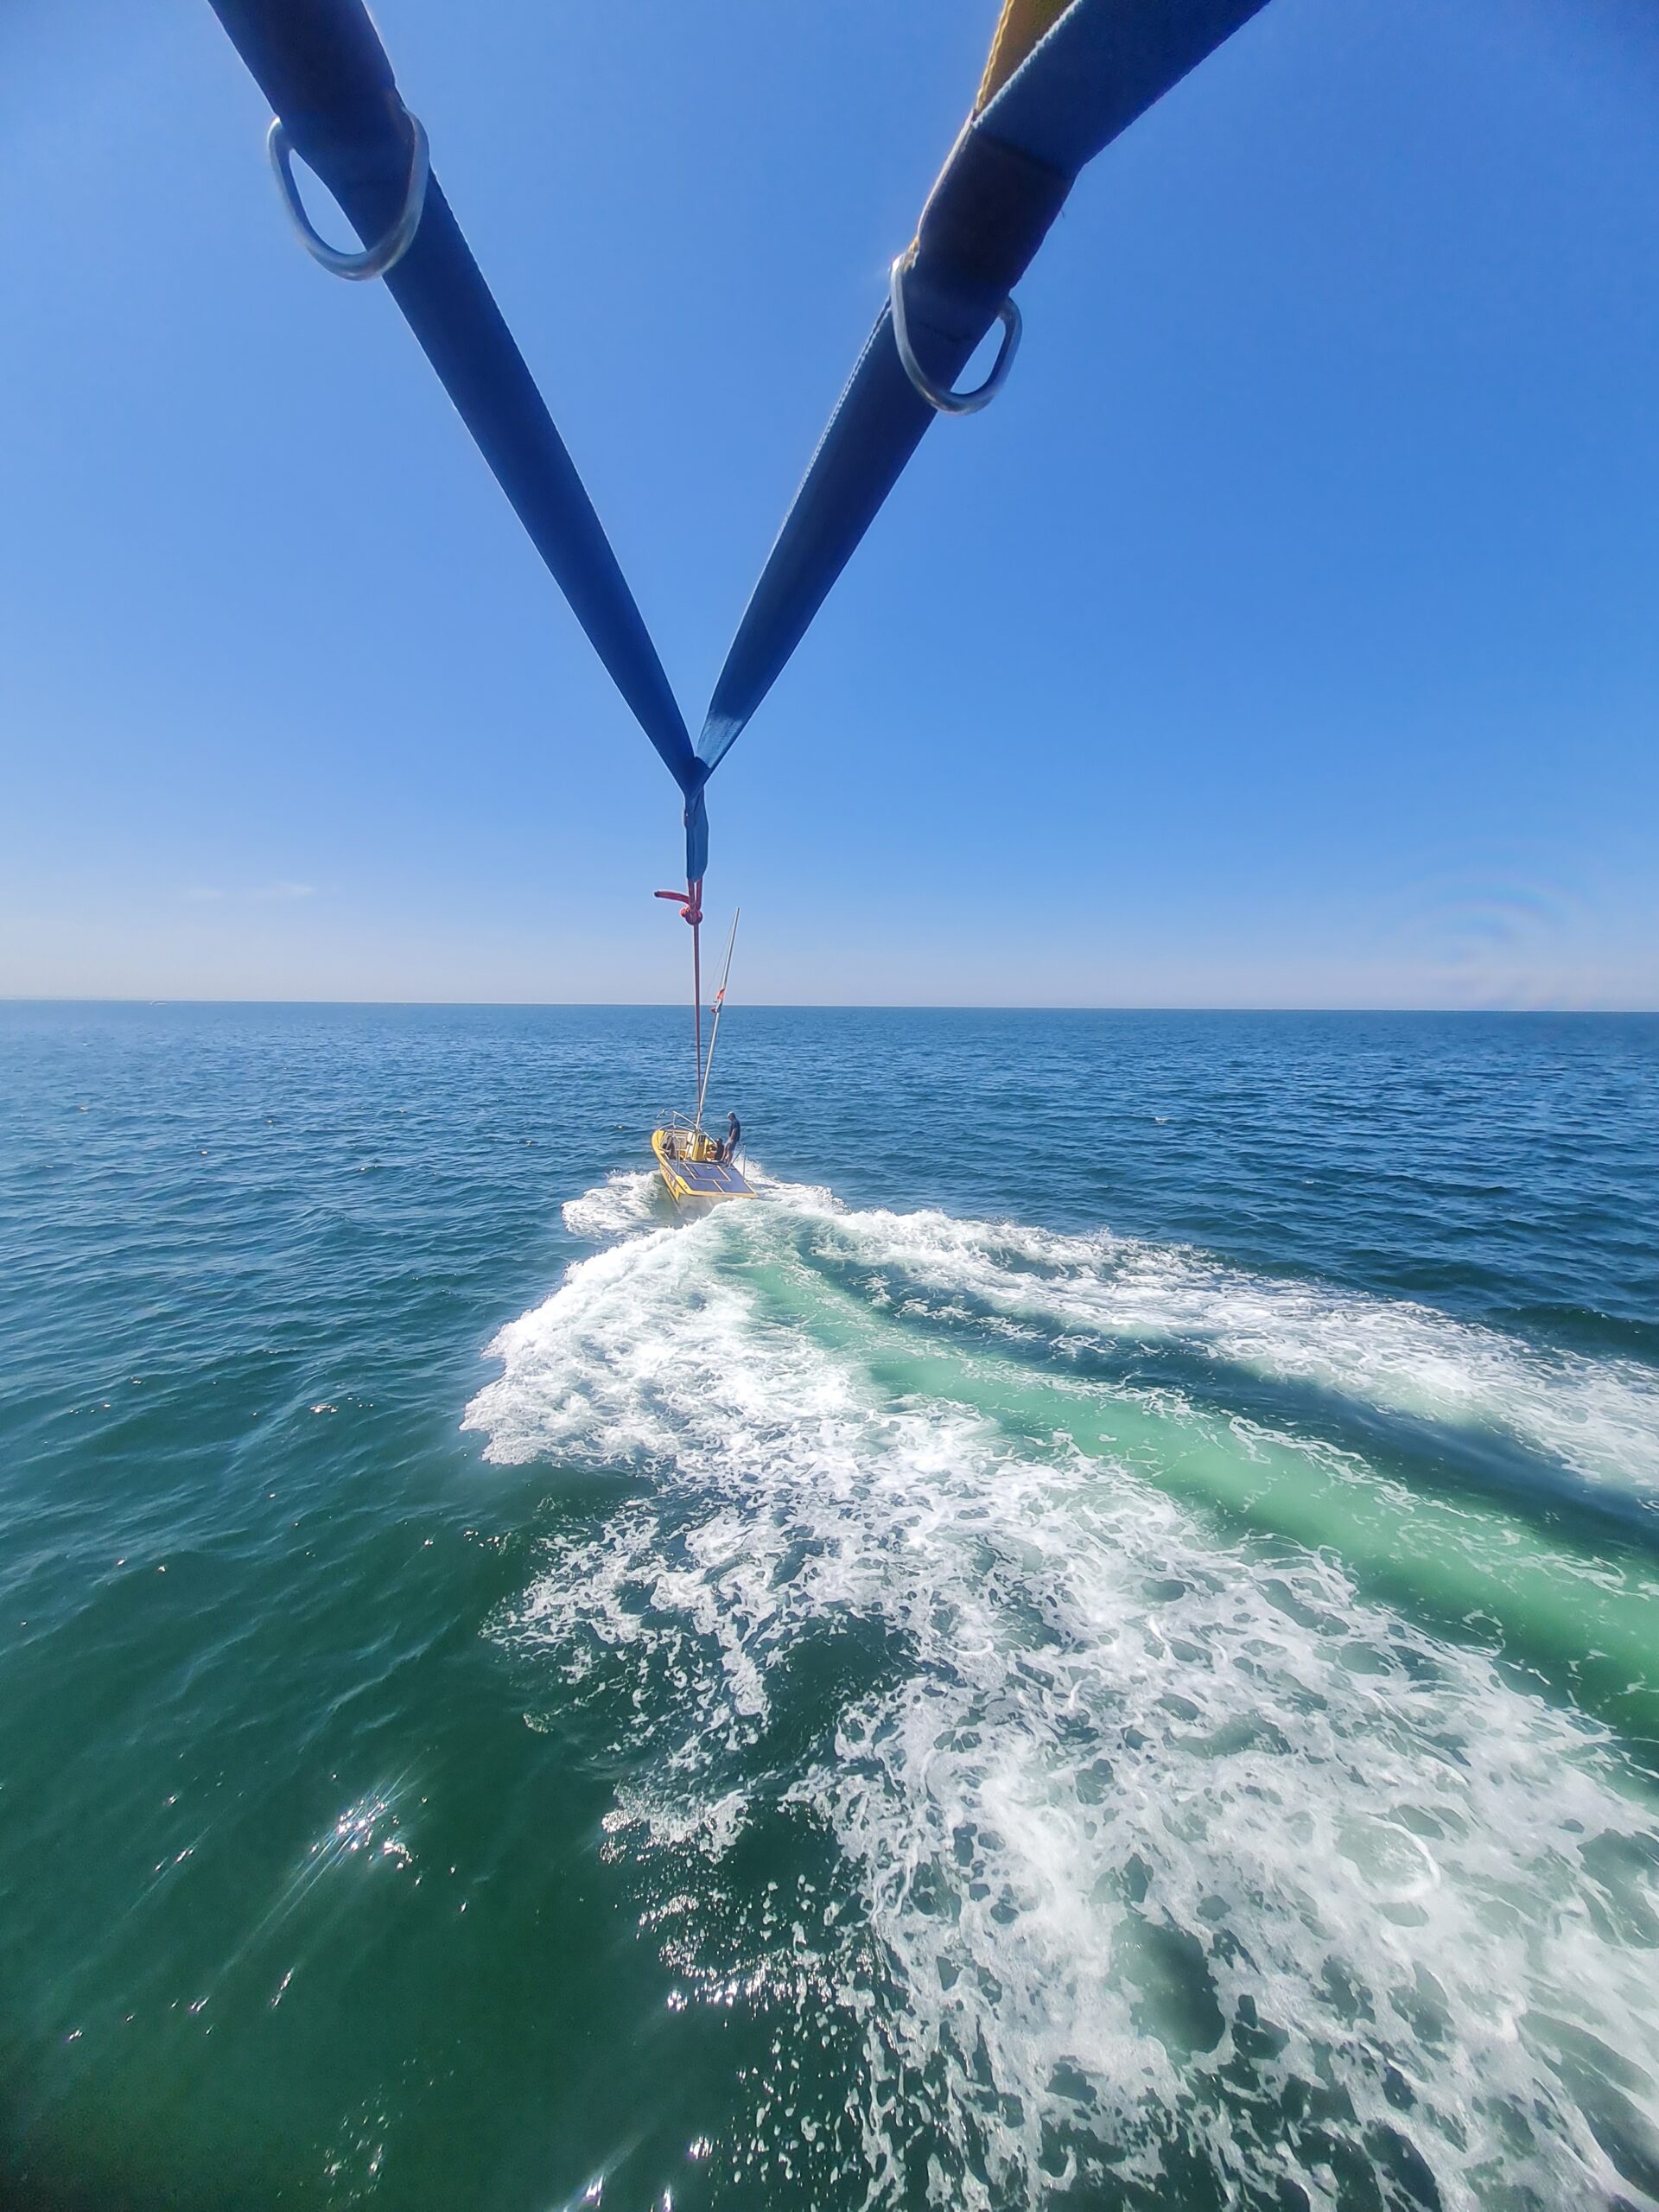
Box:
xmin=657 ymin=1112 xmax=726 ymax=1165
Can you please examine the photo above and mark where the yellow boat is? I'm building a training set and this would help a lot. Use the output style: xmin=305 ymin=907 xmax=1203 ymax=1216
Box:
xmin=652 ymin=907 xmax=754 ymax=1205
xmin=652 ymin=1117 xmax=754 ymax=1205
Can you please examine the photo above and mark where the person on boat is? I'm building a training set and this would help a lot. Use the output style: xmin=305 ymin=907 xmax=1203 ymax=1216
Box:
xmin=722 ymin=1111 xmax=741 ymax=1163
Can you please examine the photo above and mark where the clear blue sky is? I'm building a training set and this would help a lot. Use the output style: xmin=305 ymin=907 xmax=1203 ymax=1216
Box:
xmin=3 ymin=0 xmax=1656 ymax=1006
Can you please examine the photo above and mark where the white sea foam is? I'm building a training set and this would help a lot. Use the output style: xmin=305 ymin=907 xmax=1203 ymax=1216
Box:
xmin=560 ymin=1168 xmax=661 ymax=1243
xmin=467 ymin=1183 xmax=1659 ymax=2207
xmin=796 ymin=1192 xmax=1659 ymax=1507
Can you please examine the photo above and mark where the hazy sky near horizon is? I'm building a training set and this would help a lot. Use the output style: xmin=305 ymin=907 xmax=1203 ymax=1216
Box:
xmin=3 ymin=0 xmax=1656 ymax=1007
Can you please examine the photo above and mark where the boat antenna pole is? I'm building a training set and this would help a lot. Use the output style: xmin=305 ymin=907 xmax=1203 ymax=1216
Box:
xmin=694 ymin=908 xmax=740 ymax=1133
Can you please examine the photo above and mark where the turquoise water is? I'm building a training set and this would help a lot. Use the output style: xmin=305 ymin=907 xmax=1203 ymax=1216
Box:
xmin=3 ymin=1003 xmax=1658 ymax=2210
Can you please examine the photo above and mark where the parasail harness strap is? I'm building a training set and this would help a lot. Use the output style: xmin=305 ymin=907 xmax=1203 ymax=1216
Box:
xmin=207 ymin=0 xmax=699 ymax=799
xmin=691 ymin=0 xmax=1273 ymax=798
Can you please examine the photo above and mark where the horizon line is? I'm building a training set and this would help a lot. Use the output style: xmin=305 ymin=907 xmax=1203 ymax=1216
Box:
xmin=3 ymin=997 xmax=1656 ymax=1018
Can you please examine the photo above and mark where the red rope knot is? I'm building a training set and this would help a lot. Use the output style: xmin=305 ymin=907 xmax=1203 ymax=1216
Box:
xmin=653 ymin=879 xmax=703 ymax=926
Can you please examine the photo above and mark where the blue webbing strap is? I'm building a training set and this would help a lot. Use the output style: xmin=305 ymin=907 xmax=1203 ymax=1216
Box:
xmin=694 ymin=0 xmax=1272 ymax=831
xmin=205 ymin=0 xmax=698 ymax=797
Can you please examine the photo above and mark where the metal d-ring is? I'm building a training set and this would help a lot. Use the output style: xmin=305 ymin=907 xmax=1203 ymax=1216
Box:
xmin=888 ymin=250 xmax=1021 ymax=416
xmin=266 ymin=109 xmax=430 ymax=281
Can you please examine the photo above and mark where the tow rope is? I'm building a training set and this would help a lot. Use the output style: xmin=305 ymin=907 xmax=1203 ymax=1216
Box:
xmin=653 ymin=882 xmax=705 ymax=1103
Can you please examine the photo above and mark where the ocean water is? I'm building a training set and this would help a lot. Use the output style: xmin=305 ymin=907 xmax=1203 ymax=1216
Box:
xmin=3 ymin=1002 xmax=1658 ymax=2212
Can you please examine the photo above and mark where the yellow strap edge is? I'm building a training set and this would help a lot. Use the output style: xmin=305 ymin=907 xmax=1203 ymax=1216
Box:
xmin=975 ymin=0 xmax=1073 ymax=112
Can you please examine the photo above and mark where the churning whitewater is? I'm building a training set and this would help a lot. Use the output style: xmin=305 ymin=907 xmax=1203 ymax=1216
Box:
xmin=466 ymin=1173 xmax=1659 ymax=2211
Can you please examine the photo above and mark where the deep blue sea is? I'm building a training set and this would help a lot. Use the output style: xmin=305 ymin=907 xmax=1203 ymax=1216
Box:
xmin=3 ymin=1003 xmax=1658 ymax=2211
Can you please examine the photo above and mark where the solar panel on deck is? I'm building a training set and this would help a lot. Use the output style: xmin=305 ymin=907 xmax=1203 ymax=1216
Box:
xmin=675 ymin=1158 xmax=753 ymax=1197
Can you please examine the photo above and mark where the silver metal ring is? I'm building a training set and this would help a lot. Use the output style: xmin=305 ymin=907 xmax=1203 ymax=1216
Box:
xmin=888 ymin=251 xmax=1021 ymax=416
xmin=266 ymin=111 xmax=429 ymax=282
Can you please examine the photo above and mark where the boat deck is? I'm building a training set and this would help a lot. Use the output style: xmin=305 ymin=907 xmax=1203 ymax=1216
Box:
xmin=652 ymin=1125 xmax=755 ymax=1203
xmin=671 ymin=1155 xmax=753 ymax=1198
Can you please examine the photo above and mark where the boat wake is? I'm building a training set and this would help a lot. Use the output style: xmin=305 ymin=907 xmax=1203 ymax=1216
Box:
xmin=465 ymin=1174 xmax=1659 ymax=2209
